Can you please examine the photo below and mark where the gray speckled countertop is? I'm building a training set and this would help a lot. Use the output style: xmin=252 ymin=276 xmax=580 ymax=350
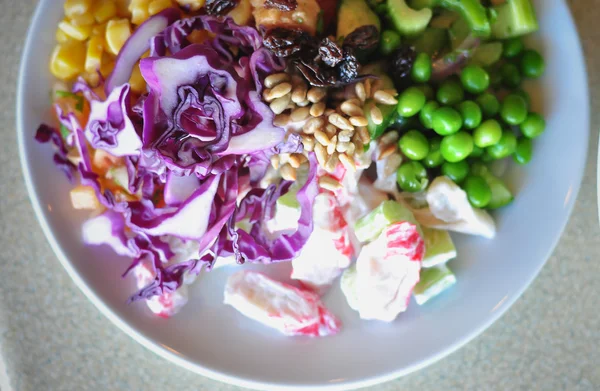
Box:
xmin=1 ymin=1 xmax=599 ymax=390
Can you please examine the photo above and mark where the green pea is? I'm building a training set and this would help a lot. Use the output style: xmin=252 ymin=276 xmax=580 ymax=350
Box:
xmin=464 ymin=175 xmax=492 ymax=208
xmin=442 ymin=161 xmax=470 ymax=183
xmin=397 ymin=161 xmax=429 ymax=192
xmin=500 ymin=63 xmax=521 ymax=88
xmin=476 ymin=93 xmax=500 ymax=117
xmin=486 ymin=129 xmax=517 ymax=159
xmin=399 ymin=130 xmax=430 ymax=160
xmin=520 ymin=112 xmax=546 ymax=138
xmin=513 ymin=88 xmax=530 ymax=109
xmin=423 ymin=137 xmax=444 ymax=168
xmin=441 ymin=131 xmax=474 ymax=162
xmin=411 ymin=53 xmax=432 ymax=83
xmin=432 ymin=107 xmax=462 ymax=136
xmin=397 ymin=87 xmax=426 ymax=117
xmin=419 ymin=100 xmax=439 ymax=129
xmin=503 ymin=37 xmax=524 ymax=58
xmin=460 ymin=65 xmax=490 ymax=94
xmin=500 ymin=94 xmax=528 ymax=125
xmin=471 ymin=145 xmax=484 ymax=158
xmin=513 ymin=137 xmax=533 ymax=165
xmin=520 ymin=49 xmax=545 ymax=78
xmin=436 ymin=79 xmax=465 ymax=105
xmin=473 ymin=119 xmax=502 ymax=148
xmin=415 ymin=84 xmax=435 ymax=100
xmin=380 ymin=30 xmax=402 ymax=56
xmin=458 ymin=100 xmax=482 ymax=129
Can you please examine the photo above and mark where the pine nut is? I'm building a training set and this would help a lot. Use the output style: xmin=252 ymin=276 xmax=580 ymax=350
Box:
xmin=327 ymin=135 xmax=337 ymax=154
xmin=270 ymin=155 xmax=280 ymax=169
xmin=289 ymin=153 xmax=304 ymax=168
xmin=340 ymin=101 xmax=363 ymax=117
xmin=355 ymin=82 xmax=366 ymax=102
xmin=273 ymin=114 xmax=290 ymax=127
xmin=370 ymin=105 xmax=383 ymax=125
xmin=338 ymin=129 xmax=353 ymax=142
xmin=319 ymin=176 xmax=342 ymax=191
xmin=296 ymin=99 xmax=311 ymax=107
xmin=301 ymin=135 xmax=315 ymax=152
xmin=336 ymin=141 xmax=351 ymax=153
xmin=378 ymin=144 xmax=398 ymax=160
xmin=270 ymin=94 xmax=291 ymax=115
xmin=314 ymin=130 xmax=330 ymax=146
xmin=269 ymin=82 xmax=293 ymax=100
xmin=380 ymin=131 xmax=399 ymax=146
xmin=307 ymin=87 xmax=327 ymax=103
xmin=328 ymin=113 xmax=354 ymax=131
xmin=349 ymin=116 xmax=368 ymax=127
xmin=325 ymin=124 xmax=337 ymax=137
xmin=264 ymin=73 xmax=290 ymax=88
xmin=291 ymin=84 xmax=308 ymax=103
xmin=374 ymin=90 xmax=398 ymax=105
xmin=339 ymin=153 xmax=356 ymax=172
xmin=345 ymin=98 xmax=362 ymax=107
xmin=263 ymin=88 xmax=273 ymax=102
xmin=310 ymin=102 xmax=326 ymax=117
xmin=346 ymin=143 xmax=356 ymax=156
xmin=280 ymin=164 xmax=296 ymax=181
xmin=290 ymin=107 xmax=310 ymax=122
xmin=325 ymin=153 xmax=339 ymax=173
xmin=314 ymin=143 xmax=327 ymax=166
xmin=303 ymin=117 xmax=324 ymax=134
xmin=357 ymin=126 xmax=370 ymax=144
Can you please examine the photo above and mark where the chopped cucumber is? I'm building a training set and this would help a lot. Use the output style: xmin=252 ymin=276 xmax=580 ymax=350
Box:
xmin=354 ymin=200 xmax=420 ymax=243
xmin=414 ymin=264 xmax=456 ymax=305
xmin=387 ymin=0 xmax=433 ymax=36
xmin=491 ymin=0 xmax=539 ymax=39
xmin=422 ymin=227 xmax=457 ymax=268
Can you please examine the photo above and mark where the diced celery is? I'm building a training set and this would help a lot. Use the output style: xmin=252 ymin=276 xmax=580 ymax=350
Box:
xmin=409 ymin=27 xmax=448 ymax=56
xmin=387 ymin=0 xmax=433 ymax=36
xmin=448 ymin=17 xmax=470 ymax=50
xmin=422 ymin=227 xmax=457 ymax=268
xmin=491 ymin=0 xmax=538 ymax=39
xmin=440 ymin=0 xmax=491 ymax=37
xmin=414 ymin=264 xmax=456 ymax=305
xmin=469 ymin=42 xmax=503 ymax=67
xmin=354 ymin=200 xmax=419 ymax=243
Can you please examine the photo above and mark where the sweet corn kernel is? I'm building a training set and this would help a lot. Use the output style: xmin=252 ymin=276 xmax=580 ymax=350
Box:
xmin=115 ymin=0 xmax=131 ymax=17
xmin=70 ymin=185 xmax=101 ymax=210
xmin=148 ymin=0 xmax=173 ymax=15
xmin=175 ymin=0 xmax=205 ymax=11
xmin=58 ymin=19 xmax=92 ymax=41
xmin=70 ymin=13 xmax=95 ymax=26
xmin=92 ymin=22 xmax=107 ymax=37
xmin=83 ymin=72 xmax=101 ymax=87
xmin=93 ymin=0 xmax=118 ymax=23
xmin=100 ymin=56 xmax=116 ymax=79
xmin=85 ymin=35 xmax=104 ymax=73
xmin=55 ymin=28 xmax=71 ymax=43
xmin=227 ymin=0 xmax=251 ymax=26
xmin=64 ymin=0 xmax=92 ymax=18
xmin=129 ymin=63 xmax=147 ymax=94
xmin=129 ymin=0 xmax=150 ymax=25
xmin=105 ymin=18 xmax=131 ymax=55
xmin=50 ymin=42 xmax=86 ymax=80
xmin=187 ymin=30 xmax=211 ymax=44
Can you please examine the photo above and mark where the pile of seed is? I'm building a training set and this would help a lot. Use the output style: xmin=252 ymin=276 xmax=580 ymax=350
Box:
xmin=263 ymin=72 xmax=399 ymax=184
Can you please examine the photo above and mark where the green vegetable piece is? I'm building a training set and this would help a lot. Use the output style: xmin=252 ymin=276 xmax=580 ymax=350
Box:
xmin=473 ymin=119 xmax=502 ymax=148
xmin=520 ymin=49 xmax=545 ymax=78
xmin=470 ymin=144 xmax=484 ymax=157
xmin=441 ymin=131 xmax=474 ymax=162
xmin=397 ymin=161 xmax=429 ymax=192
xmin=486 ymin=129 xmax=517 ymax=159
xmin=399 ymin=129 xmax=430 ymax=160
xmin=500 ymin=94 xmax=528 ymax=125
xmin=414 ymin=264 xmax=457 ymax=305
xmin=460 ymin=65 xmax=490 ymax=94
xmin=458 ymin=100 xmax=482 ymax=129
xmin=464 ymin=175 xmax=492 ymax=208
xmin=410 ymin=27 xmax=448 ymax=56
xmin=503 ymin=37 xmax=524 ymax=58
xmin=360 ymin=66 xmax=397 ymax=139
xmin=432 ymin=107 xmax=462 ymax=136
xmin=397 ymin=87 xmax=426 ymax=117
xmin=513 ymin=136 xmax=533 ymax=165
xmin=436 ymin=79 xmax=464 ymax=105
xmin=442 ymin=160 xmax=469 ymax=183
xmin=337 ymin=0 xmax=381 ymax=40
xmin=387 ymin=0 xmax=433 ymax=36
xmin=415 ymin=84 xmax=435 ymax=100
xmin=440 ymin=0 xmax=491 ymax=37
xmin=448 ymin=16 xmax=470 ymax=50
xmin=469 ymin=42 xmax=503 ymax=67
xmin=420 ymin=100 xmax=439 ymax=129
xmin=354 ymin=200 xmax=419 ymax=243
xmin=380 ymin=30 xmax=402 ymax=56
xmin=411 ymin=52 xmax=432 ymax=82
xmin=476 ymin=92 xmax=500 ymax=117
xmin=421 ymin=227 xmax=457 ymax=268
xmin=423 ymin=137 xmax=444 ymax=168
xmin=520 ymin=112 xmax=546 ymax=138
xmin=491 ymin=0 xmax=539 ymax=39
xmin=500 ymin=62 xmax=521 ymax=88
xmin=59 ymin=124 xmax=70 ymax=142
xmin=471 ymin=163 xmax=514 ymax=208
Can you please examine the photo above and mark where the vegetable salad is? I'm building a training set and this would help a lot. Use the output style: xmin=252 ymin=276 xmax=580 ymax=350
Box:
xmin=36 ymin=0 xmax=545 ymax=335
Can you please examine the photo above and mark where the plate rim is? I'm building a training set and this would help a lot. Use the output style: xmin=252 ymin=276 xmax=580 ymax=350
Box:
xmin=16 ymin=1 xmax=590 ymax=390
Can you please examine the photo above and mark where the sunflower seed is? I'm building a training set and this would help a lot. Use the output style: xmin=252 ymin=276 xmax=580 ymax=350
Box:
xmin=374 ymin=90 xmax=398 ymax=105
xmin=303 ymin=117 xmax=324 ymax=134
xmin=370 ymin=105 xmax=383 ymax=125
xmin=328 ymin=113 xmax=354 ymax=131
xmin=349 ymin=116 xmax=368 ymax=127
xmin=310 ymin=102 xmax=326 ymax=117
xmin=307 ymin=87 xmax=327 ymax=103
xmin=290 ymin=107 xmax=310 ymax=122
xmin=314 ymin=130 xmax=330 ymax=146
xmin=339 ymin=153 xmax=356 ymax=172
xmin=280 ymin=164 xmax=296 ymax=181
xmin=314 ymin=143 xmax=327 ymax=166
xmin=291 ymin=84 xmax=308 ymax=103
xmin=355 ymin=82 xmax=366 ymax=102
xmin=270 ymin=94 xmax=291 ymax=115
xmin=264 ymin=73 xmax=290 ymax=88
xmin=273 ymin=114 xmax=290 ymax=127
xmin=340 ymin=101 xmax=364 ymax=117
xmin=319 ymin=176 xmax=342 ymax=191
xmin=301 ymin=135 xmax=315 ymax=151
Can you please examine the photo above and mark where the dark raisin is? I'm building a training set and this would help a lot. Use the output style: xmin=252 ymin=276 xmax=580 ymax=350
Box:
xmin=263 ymin=27 xmax=314 ymax=57
xmin=318 ymin=37 xmax=344 ymax=67
xmin=390 ymin=45 xmax=417 ymax=86
xmin=337 ymin=48 xmax=360 ymax=83
xmin=296 ymin=60 xmax=339 ymax=87
xmin=205 ymin=0 xmax=239 ymax=15
xmin=342 ymin=25 xmax=380 ymax=52
xmin=264 ymin=0 xmax=297 ymax=11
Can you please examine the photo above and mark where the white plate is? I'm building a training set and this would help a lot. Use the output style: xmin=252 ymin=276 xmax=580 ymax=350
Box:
xmin=17 ymin=1 xmax=589 ymax=390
